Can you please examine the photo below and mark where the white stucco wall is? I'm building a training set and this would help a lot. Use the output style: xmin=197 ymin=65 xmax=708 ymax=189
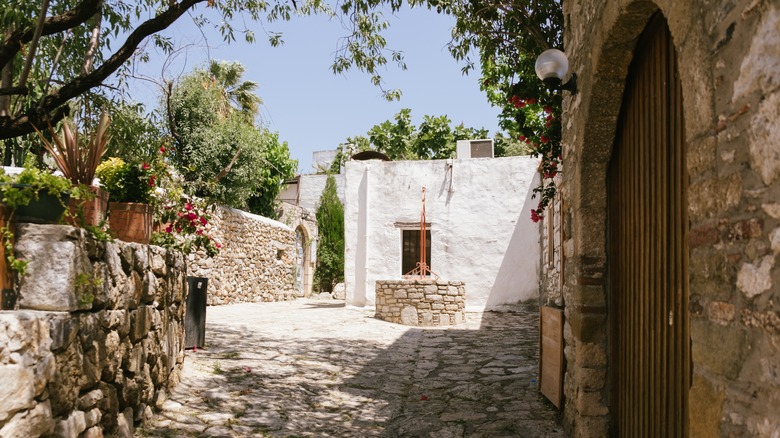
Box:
xmin=293 ymin=174 xmax=346 ymax=212
xmin=344 ymin=156 xmax=541 ymax=311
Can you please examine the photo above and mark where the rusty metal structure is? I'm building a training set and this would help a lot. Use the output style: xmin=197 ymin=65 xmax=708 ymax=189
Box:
xmin=404 ymin=187 xmax=439 ymax=280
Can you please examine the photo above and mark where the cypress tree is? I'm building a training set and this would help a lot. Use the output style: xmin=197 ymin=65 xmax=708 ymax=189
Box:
xmin=314 ymin=175 xmax=344 ymax=292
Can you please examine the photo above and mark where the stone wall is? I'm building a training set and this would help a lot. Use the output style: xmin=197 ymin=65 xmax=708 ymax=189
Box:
xmin=0 ymin=224 xmax=186 ymax=437
xmin=188 ymin=206 xmax=296 ymax=305
xmin=550 ymin=1 xmax=780 ymax=436
xmin=277 ymin=202 xmax=318 ymax=298
xmin=375 ymin=280 xmax=465 ymax=326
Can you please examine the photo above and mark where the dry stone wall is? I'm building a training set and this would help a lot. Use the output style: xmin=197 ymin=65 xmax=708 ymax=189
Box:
xmin=0 ymin=224 xmax=186 ymax=437
xmin=188 ymin=207 xmax=296 ymax=305
xmin=375 ymin=280 xmax=465 ymax=326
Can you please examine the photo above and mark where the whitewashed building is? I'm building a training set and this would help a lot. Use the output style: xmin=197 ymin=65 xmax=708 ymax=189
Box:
xmin=344 ymin=155 xmax=541 ymax=311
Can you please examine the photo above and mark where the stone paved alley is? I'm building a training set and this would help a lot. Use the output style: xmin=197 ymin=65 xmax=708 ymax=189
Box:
xmin=137 ymin=299 xmax=563 ymax=437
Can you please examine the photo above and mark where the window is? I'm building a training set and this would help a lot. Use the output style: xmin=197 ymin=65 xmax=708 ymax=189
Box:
xmin=402 ymin=229 xmax=431 ymax=275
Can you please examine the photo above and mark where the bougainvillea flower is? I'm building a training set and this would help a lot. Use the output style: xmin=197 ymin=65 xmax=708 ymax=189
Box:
xmin=142 ymin=162 xmax=150 ymax=170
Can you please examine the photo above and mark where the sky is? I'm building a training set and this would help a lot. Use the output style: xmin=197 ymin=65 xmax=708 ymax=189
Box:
xmin=128 ymin=5 xmax=502 ymax=174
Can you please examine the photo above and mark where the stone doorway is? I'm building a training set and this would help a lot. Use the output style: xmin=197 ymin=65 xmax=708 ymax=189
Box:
xmin=607 ymin=12 xmax=690 ymax=436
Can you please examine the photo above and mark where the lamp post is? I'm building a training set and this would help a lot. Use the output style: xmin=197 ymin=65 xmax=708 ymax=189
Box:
xmin=535 ymin=48 xmax=578 ymax=95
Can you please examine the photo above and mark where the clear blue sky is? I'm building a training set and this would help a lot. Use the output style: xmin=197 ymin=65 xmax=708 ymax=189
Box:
xmin=129 ymin=6 xmax=501 ymax=173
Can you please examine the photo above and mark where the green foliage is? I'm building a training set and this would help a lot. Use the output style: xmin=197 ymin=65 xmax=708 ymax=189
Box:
xmin=95 ymin=157 xmax=158 ymax=204
xmin=246 ymin=132 xmax=297 ymax=218
xmin=151 ymin=198 xmax=221 ymax=257
xmin=0 ymin=167 xmax=74 ymax=276
xmin=166 ymin=61 xmax=297 ymax=212
xmin=106 ymin=102 xmax=166 ymax=163
xmin=313 ymin=175 xmax=344 ymax=292
xmin=328 ymin=109 xmax=489 ymax=172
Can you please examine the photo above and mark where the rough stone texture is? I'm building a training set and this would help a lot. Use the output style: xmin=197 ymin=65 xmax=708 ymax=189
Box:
xmin=546 ymin=1 xmax=780 ymax=436
xmin=276 ymin=202 xmax=318 ymax=298
xmin=0 ymin=225 xmax=186 ymax=437
xmin=375 ymin=280 xmax=466 ymax=326
xmin=188 ymin=206 xmax=296 ymax=305
xmin=138 ymin=299 xmax=563 ymax=437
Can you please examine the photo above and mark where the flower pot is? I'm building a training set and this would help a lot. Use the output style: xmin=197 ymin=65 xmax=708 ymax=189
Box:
xmin=109 ymin=202 xmax=153 ymax=244
xmin=14 ymin=187 xmax=70 ymax=224
xmin=68 ymin=186 xmax=109 ymax=227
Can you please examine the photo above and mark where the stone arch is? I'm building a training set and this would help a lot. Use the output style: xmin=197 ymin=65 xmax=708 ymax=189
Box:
xmin=562 ymin=0 xmax=716 ymax=433
xmin=294 ymin=224 xmax=313 ymax=297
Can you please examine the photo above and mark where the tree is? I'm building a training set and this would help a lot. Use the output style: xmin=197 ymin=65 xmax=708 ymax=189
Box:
xmin=245 ymin=132 xmax=297 ymax=218
xmin=328 ymin=108 xmax=491 ymax=172
xmin=2 ymin=0 xmax=562 ymax=219
xmin=165 ymin=61 xmax=296 ymax=210
xmin=314 ymin=175 xmax=344 ymax=292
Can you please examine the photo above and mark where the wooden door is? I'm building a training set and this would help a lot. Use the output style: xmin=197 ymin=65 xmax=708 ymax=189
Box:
xmin=608 ymin=12 xmax=690 ymax=437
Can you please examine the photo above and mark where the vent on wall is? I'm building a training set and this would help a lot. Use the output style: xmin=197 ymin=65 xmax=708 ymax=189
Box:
xmin=456 ymin=139 xmax=494 ymax=159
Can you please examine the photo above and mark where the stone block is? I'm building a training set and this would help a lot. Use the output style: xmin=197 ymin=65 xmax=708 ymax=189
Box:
xmin=575 ymin=342 xmax=607 ymax=368
xmin=142 ymin=271 xmax=158 ymax=304
xmin=736 ymin=255 xmax=774 ymax=298
xmin=83 ymin=407 xmax=102 ymax=429
xmin=49 ymin=340 xmax=83 ymax=416
xmin=408 ymin=292 xmax=424 ymax=299
xmin=0 ymin=400 xmax=53 ymax=437
xmin=393 ymin=290 xmax=408 ymax=299
xmin=691 ymin=319 xmax=748 ymax=379
xmin=400 ymin=306 xmax=419 ymax=326
xmin=53 ymin=409 xmax=87 ymax=438
xmin=427 ymin=294 xmax=443 ymax=302
xmin=708 ymin=301 xmax=736 ymax=325
xmin=575 ymin=390 xmax=608 ymax=416
xmin=49 ymin=316 xmax=79 ymax=352
xmin=689 ymin=373 xmax=724 ymax=438
xmin=78 ymin=389 xmax=104 ymax=411
xmin=431 ymin=303 xmax=445 ymax=310
xmin=15 ymin=225 xmax=93 ymax=311
xmin=130 ymin=306 xmax=153 ymax=343
xmin=116 ymin=407 xmax=134 ymax=437
xmin=83 ymin=425 xmax=104 ymax=438
xmin=150 ymin=247 xmax=167 ymax=276
xmin=0 ymin=364 xmax=35 ymax=421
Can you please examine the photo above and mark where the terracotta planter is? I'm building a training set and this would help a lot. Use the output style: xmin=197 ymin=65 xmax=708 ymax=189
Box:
xmin=109 ymin=202 xmax=153 ymax=244
xmin=68 ymin=186 xmax=109 ymax=227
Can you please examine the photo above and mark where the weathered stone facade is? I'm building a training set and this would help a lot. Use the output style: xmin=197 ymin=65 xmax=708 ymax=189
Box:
xmin=0 ymin=224 xmax=186 ymax=437
xmin=277 ymin=202 xmax=318 ymax=298
xmin=188 ymin=206 xmax=297 ymax=306
xmin=542 ymin=1 xmax=780 ymax=436
xmin=375 ymin=280 xmax=466 ymax=326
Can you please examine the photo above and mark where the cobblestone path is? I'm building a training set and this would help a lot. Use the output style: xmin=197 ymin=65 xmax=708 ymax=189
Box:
xmin=137 ymin=299 xmax=562 ymax=437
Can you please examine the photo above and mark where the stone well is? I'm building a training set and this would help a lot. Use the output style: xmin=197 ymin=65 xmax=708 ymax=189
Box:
xmin=375 ymin=279 xmax=465 ymax=326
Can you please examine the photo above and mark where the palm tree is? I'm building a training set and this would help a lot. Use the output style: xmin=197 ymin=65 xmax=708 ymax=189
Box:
xmin=205 ymin=60 xmax=262 ymax=122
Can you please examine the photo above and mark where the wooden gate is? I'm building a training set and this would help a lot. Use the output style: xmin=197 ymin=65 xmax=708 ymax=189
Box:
xmin=608 ymin=13 xmax=690 ymax=437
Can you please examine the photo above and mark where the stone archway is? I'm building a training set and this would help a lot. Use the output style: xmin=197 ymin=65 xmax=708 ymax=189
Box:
xmin=560 ymin=0 xmax=716 ymax=435
xmin=294 ymin=225 xmax=312 ymax=297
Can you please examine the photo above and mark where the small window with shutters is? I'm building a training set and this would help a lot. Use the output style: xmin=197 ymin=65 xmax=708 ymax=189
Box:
xmin=401 ymin=229 xmax=431 ymax=275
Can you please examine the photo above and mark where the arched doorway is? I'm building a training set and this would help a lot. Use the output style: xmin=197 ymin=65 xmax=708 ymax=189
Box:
xmin=607 ymin=12 xmax=690 ymax=436
xmin=294 ymin=226 xmax=308 ymax=297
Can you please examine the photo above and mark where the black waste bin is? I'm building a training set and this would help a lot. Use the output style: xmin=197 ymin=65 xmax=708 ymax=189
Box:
xmin=185 ymin=276 xmax=208 ymax=349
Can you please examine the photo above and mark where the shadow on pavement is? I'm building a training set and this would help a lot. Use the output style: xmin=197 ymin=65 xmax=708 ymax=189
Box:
xmin=138 ymin=302 xmax=562 ymax=437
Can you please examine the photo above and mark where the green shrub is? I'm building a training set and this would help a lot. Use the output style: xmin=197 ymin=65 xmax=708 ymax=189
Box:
xmin=313 ymin=175 xmax=344 ymax=292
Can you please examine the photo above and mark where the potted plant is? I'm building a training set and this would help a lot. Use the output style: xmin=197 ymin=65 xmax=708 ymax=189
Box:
xmin=34 ymin=112 xmax=110 ymax=226
xmin=96 ymin=157 xmax=158 ymax=244
xmin=0 ymin=167 xmax=74 ymax=277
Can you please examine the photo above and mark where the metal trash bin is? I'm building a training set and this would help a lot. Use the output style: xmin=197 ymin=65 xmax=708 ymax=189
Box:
xmin=185 ymin=276 xmax=208 ymax=349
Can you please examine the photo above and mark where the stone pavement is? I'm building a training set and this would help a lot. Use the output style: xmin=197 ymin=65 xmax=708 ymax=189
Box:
xmin=136 ymin=299 xmax=563 ymax=437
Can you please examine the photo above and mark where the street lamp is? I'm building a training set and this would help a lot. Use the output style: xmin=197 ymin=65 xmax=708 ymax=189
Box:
xmin=535 ymin=48 xmax=577 ymax=95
